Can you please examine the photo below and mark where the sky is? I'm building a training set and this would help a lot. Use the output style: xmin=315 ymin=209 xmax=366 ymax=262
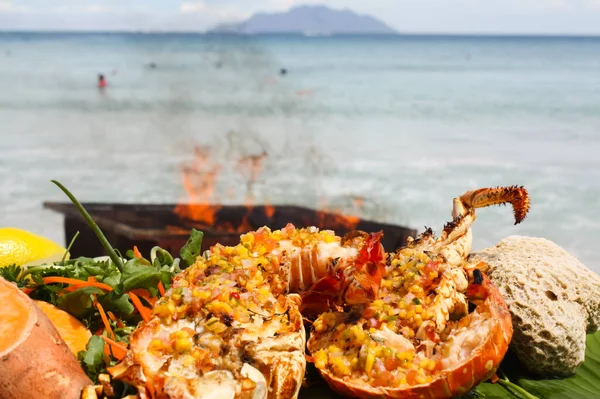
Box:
xmin=1 ymin=0 xmax=600 ymax=34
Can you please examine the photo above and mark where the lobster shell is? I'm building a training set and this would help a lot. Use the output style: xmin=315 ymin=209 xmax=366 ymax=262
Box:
xmin=307 ymin=275 xmax=513 ymax=399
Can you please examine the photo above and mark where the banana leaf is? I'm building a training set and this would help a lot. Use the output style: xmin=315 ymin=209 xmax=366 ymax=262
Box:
xmin=302 ymin=331 xmax=600 ymax=399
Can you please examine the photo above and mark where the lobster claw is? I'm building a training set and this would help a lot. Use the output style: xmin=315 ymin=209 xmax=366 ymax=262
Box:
xmin=465 ymin=269 xmax=490 ymax=301
xmin=343 ymin=231 xmax=386 ymax=305
xmin=300 ymin=231 xmax=386 ymax=317
xmin=300 ymin=275 xmax=342 ymax=318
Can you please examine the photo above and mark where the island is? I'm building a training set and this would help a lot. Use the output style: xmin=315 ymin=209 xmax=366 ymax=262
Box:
xmin=209 ymin=5 xmax=397 ymax=36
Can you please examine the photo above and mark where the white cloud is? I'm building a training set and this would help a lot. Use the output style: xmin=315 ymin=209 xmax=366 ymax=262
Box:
xmin=83 ymin=5 xmax=111 ymax=14
xmin=49 ymin=4 xmax=152 ymax=15
xmin=179 ymin=1 xmax=249 ymax=21
xmin=51 ymin=5 xmax=111 ymax=14
xmin=180 ymin=2 xmax=208 ymax=14
xmin=267 ymin=0 xmax=329 ymax=12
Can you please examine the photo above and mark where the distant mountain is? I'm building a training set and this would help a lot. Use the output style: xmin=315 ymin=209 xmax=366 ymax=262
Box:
xmin=209 ymin=5 xmax=397 ymax=35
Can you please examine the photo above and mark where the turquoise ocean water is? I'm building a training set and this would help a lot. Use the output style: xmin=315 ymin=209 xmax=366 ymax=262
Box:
xmin=1 ymin=33 xmax=599 ymax=272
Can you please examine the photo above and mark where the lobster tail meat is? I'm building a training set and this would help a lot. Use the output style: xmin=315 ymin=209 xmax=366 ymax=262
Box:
xmin=307 ymin=257 xmax=512 ymax=399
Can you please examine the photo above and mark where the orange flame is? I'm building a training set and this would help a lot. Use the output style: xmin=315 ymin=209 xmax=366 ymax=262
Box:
xmin=174 ymin=145 xmax=222 ymax=225
xmin=175 ymin=144 xmax=271 ymax=233
xmin=265 ymin=202 xmax=275 ymax=219
xmin=175 ymin=142 xmax=363 ymax=234
xmin=316 ymin=195 xmax=361 ymax=230
xmin=316 ymin=209 xmax=360 ymax=230
xmin=352 ymin=196 xmax=365 ymax=209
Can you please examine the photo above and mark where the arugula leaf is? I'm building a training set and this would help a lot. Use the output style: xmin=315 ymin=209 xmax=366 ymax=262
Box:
xmin=120 ymin=258 xmax=163 ymax=296
xmin=22 ymin=257 xmax=118 ymax=282
xmin=0 ymin=264 xmax=26 ymax=287
xmin=78 ymin=335 xmax=106 ymax=383
xmin=56 ymin=286 xmax=104 ymax=318
xmin=151 ymin=246 xmax=175 ymax=268
xmin=180 ymin=228 xmax=204 ymax=268
xmin=97 ymin=291 xmax=135 ymax=316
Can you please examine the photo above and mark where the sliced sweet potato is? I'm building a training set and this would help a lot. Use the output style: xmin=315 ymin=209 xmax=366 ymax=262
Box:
xmin=0 ymin=277 xmax=92 ymax=399
xmin=35 ymin=300 xmax=92 ymax=356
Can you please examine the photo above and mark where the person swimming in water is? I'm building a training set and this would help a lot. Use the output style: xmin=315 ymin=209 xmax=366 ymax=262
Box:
xmin=98 ymin=74 xmax=107 ymax=88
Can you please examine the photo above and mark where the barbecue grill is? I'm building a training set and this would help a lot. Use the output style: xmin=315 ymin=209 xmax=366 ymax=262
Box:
xmin=44 ymin=202 xmax=417 ymax=259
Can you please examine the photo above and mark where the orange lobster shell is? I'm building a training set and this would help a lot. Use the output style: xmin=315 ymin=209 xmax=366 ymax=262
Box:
xmin=307 ymin=273 xmax=513 ymax=399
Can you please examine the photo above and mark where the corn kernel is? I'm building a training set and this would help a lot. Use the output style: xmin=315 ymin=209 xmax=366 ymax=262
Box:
xmin=365 ymin=350 xmax=375 ymax=373
xmin=148 ymin=339 xmax=163 ymax=352
xmin=417 ymin=252 xmax=430 ymax=263
xmin=381 ymin=279 xmax=393 ymax=289
xmin=183 ymin=355 xmax=196 ymax=366
xmin=193 ymin=289 xmax=211 ymax=300
xmin=174 ymin=338 xmax=193 ymax=353
xmin=192 ymin=348 xmax=204 ymax=359
xmin=428 ymin=361 xmax=437 ymax=371
xmin=372 ymin=300 xmax=384 ymax=308
xmin=314 ymin=350 xmax=328 ymax=369
xmin=153 ymin=303 xmax=171 ymax=318
xmin=399 ymin=248 xmax=413 ymax=257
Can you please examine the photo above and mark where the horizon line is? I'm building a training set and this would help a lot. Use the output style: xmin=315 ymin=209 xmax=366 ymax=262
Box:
xmin=1 ymin=29 xmax=600 ymax=38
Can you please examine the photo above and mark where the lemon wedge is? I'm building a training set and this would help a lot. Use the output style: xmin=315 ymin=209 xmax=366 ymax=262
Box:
xmin=0 ymin=227 xmax=68 ymax=268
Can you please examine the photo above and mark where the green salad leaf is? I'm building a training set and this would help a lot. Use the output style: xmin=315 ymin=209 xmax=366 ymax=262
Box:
xmin=97 ymin=291 xmax=135 ymax=316
xmin=180 ymin=228 xmax=204 ymax=268
xmin=56 ymin=286 xmax=105 ymax=319
xmin=120 ymin=258 xmax=162 ymax=295
xmin=78 ymin=335 xmax=106 ymax=383
xmin=0 ymin=264 xmax=27 ymax=287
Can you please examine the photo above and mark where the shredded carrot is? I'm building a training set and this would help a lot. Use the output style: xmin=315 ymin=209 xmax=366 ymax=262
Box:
xmin=157 ymin=282 xmax=166 ymax=296
xmin=43 ymin=276 xmax=113 ymax=292
xmin=21 ymin=287 xmax=34 ymax=295
xmin=133 ymin=246 xmax=142 ymax=259
xmin=490 ymin=373 xmax=500 ymax=384
xmin=129 ymin=289 xmax=158 ymax=306
xmin=128 ymin=292 xmax=152 ymax=322
xmin=142 ymin=296 xmax=158 ymax=307
xmin=130 ymin=288 xmax=151 ymax=297
xmin=101 ymin=335 xmax=128 ymax=360
xmin=93 ymin=295 xmax=115 ymax=340
xmin=107 ymin=310 xmax=117 ymax=323
xmin=107 ymin=311 xmax=126 ymax=328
